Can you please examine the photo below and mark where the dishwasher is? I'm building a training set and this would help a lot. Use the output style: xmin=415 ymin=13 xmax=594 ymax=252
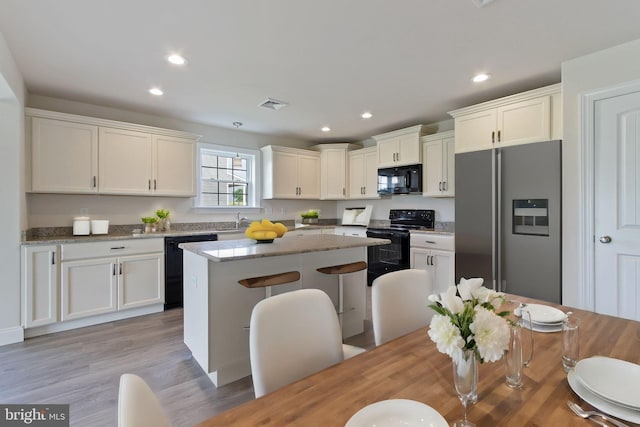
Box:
xmin=164 ymin=233 xmax=218 ymax=309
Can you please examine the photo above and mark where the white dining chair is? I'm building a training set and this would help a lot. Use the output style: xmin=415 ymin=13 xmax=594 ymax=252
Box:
xmin=371 ymin=269 xmax=434 ymax=346
xmin=118 ymin=373 xmax=170 ymax=427
xmin=249 ymin=288 xmax=364 ymax=398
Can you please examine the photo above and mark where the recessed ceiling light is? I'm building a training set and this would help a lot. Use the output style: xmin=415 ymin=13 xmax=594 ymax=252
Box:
xmin=167 ymin=54 xmax=187 ymax=65
xmin=472 ymin=73 xmax=491 ymax=83
xmin=149 ymin=87 xmax=164 ymax=96
xmin=321 ymin=126 xmax=331 ymax=132
xmin=361 ymin=112 xmax=373 ymax=119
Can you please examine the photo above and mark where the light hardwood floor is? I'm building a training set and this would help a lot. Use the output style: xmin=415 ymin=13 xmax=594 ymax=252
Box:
xmin=0 ymin=290 xmax=375 ymax=427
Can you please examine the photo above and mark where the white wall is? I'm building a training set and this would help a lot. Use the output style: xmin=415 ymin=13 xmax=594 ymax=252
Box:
xmin=561 ymin=37 xmax=640 ymax=307
xmin=0 ymin=31 xmax=26 ymax=344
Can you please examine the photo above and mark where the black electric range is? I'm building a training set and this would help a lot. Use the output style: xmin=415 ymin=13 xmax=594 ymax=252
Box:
xmin=365 ymin=209 xmax=435 ymax=285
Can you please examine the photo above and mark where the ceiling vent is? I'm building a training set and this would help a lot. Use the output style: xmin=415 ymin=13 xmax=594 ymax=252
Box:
xmin=258 ymin=98 xmax=289 ymax=110
xmin=471 ymin=0 xmax=496 ymax=7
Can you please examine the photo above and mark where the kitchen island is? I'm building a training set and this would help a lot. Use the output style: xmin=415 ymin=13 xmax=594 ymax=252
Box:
xmin=179 ymin=234 xmax=389 ymax=387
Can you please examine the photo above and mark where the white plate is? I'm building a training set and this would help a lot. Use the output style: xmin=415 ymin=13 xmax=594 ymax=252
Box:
xmin=520 ymin=318 xmax=562 ymax=333
xmin=345 ymin=399 xmax=448 ymax=427
xmin=567 ymin=371 xmax=640 ymax=424
xmin=518 ymin=303 xmax=566 ymax=324
xmin=575 ymin=357 xmax=640 ymax=409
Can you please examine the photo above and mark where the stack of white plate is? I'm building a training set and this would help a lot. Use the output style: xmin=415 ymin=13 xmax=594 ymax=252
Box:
xmin=568 ymin=356 xmax=640 ymax=423
xmin=516 ymin=303 xmax=566 ymax=333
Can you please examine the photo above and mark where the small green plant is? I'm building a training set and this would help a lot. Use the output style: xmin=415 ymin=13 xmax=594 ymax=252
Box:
xmin=141 ymin=216 xmax=159 ymax=224
xmin=300 ymin=209 xmax=319 ymax=219
xmin=155 ymin=209 xmax=170 ymax=219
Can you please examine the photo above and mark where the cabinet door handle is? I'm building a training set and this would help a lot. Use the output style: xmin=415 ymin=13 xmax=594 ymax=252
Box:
xmin=93 ymin=176 xmax=97 ymax=188
xmin=343 ymin=187 xmax=345 ymax=196
xmin=119 ymin=263 xmax=123 ymax=275
xmin=153 ymin=179 xmax=157 ymax=190
xmin=497 ymin=130 xmax=501 ymax=142
xmin=438 ymin=182 xmax=442 ymax=191
xmin=424 ymin=240 xmax=436 ymax=244
xmin=443 ymin=181 xmax=447 ymax=191
xmin=148 ymin=179 xmax=151 ymax=190
xmin=110 ymin=246 xmax=125 ymax=250
xmin=362 ymin=186 xmax=365 ymax=195
xmin=491 ymin=131 xmax=495 ymax=144
xmin=112 ymin=264 xmax=116 ymax=276
xmin=51 ymin=251 xmax=55 ymax=265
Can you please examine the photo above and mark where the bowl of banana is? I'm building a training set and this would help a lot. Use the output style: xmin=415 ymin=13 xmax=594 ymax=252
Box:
xmin=244 ymin=219 xmax=288 ymax=243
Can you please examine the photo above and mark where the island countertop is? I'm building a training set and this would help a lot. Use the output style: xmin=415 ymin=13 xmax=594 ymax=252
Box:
xmin=179 ymin=234 xmax=390 ymax=262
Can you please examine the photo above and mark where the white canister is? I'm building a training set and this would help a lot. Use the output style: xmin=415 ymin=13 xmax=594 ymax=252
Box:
xmin=91 ymin=220 xmax=109 ymax=235
xmin=73 ymin=216 xmax=91 ymax=235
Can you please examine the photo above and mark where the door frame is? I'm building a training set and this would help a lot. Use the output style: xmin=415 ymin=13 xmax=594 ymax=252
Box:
xmin=579 ymin=78 xmax=640 ymax=311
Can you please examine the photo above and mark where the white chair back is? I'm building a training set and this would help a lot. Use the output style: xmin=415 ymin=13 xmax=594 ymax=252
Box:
xmin=118 ymin=373 xmax=170 ymax=427
xmin=372 ymin=269 xmax=434 ymax=346
xmin=249 ymin=289 xmax=344 ymax=398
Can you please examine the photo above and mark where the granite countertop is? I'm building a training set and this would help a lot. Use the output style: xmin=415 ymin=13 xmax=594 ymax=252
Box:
xmin=20 ymin=223 xmax=338 ymax=245
xmin=179 ymin=234 xmax=390 ymax=262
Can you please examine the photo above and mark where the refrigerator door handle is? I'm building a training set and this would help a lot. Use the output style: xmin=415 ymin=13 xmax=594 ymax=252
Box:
xmin=496 ymin=149 xmax=503 ymax=292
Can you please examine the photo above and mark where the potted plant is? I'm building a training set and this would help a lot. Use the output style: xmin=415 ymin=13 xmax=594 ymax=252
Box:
xmin=300 ymin=209 xmax=319 ymax=224
xmin=141 ymin=216 xmax=159 ymax=233
xmin=156 ymin=209 xmax=171 ymax=231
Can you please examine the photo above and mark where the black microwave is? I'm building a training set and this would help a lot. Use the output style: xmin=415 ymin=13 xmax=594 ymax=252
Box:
xmin=377 ymin=164 xmax=423 ymax=195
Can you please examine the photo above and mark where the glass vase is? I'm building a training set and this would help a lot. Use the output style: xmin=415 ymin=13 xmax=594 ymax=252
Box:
xmin=452 ymin=349 xmax=478 ymax=427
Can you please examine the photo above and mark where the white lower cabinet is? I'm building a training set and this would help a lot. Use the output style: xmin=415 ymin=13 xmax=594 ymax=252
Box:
xmin=409 ymin=233 xmax=455 ymax=295
xmin=118 ymin=254 xmax=164 ymax=310
xmin=60 ymin=238 xmax=164 ymax=322
xmin=61 ymin=257 xmax=117 ymax=321
xmin=22 ymin=245 xmax=59 ymax=327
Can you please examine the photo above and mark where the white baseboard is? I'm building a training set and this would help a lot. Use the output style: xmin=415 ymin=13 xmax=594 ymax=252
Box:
xmin=0 ymin=326 xmax=24 ymax=346
xmin=24 ymin=304 xmax=164 ymax=338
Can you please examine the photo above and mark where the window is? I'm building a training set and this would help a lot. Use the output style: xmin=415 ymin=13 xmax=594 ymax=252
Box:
xmin=196 ymin=144 xmax=258 ymax=208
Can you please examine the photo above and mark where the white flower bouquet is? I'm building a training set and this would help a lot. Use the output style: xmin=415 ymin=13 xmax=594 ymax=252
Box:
xmin=428 ymin=278 xmax=511 ymax=365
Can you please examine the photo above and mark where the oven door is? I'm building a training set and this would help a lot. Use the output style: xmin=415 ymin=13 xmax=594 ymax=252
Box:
xmin=365 ymin=229 xmax=410 ymax=285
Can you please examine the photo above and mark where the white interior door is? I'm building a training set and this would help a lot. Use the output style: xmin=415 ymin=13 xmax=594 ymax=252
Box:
xmin=594 ymin=90 xmax=640 ymax=320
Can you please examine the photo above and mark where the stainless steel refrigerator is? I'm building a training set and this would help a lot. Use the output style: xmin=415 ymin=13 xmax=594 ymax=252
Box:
xmin=455 ymin=141 xmax=561 ymax=303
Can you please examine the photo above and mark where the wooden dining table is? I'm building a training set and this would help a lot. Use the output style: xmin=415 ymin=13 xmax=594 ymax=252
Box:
xmin=195 ymin=295 xmax=640 ymax=426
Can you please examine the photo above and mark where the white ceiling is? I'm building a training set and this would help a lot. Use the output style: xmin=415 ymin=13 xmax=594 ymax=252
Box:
xmin=1 ymin=0 xmax=640 ymax=141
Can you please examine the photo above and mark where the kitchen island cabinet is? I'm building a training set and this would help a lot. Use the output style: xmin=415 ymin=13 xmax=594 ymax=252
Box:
xmin=180 ymin=235 xmax=388 ymax=387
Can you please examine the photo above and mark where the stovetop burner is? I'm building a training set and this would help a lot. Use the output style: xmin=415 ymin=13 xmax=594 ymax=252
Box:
xmin=369 ymin=209 xmax=435 ymax=231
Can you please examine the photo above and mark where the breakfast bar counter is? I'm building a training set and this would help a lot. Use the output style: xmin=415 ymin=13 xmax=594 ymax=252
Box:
xmin=179 ymin=235 xmax=388 ymax=387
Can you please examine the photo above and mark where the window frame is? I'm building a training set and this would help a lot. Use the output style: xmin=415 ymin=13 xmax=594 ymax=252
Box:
xmin=194 ymin=142 xmax=261 ymax=210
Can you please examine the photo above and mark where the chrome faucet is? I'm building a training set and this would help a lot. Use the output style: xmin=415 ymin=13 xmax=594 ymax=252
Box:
xmin=235 ymin=212 xmax=250 ymax=228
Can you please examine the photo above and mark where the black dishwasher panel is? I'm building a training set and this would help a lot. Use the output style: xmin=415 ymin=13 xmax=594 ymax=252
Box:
xmin=164 ymin=234 xmax=218 ymax=309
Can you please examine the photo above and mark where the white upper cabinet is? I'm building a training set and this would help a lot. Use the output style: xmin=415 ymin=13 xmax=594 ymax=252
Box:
xmin=99 ymin=128 xmax=153 ymax=195
xmin=31 ymin=118 xmax=99 ymax=193
xmin=28 ymin=109 xmax=200 ymax=196
xmin=374 ymin=125 xmax=425 ymax=167
xmin=422 ymin=131 xmax=455 ymax=197
xmin=261 ymin=145 xmax=321 ymax=199
xmin=449 ymin=84 xmax=561 ymax=154
xmin=313 ymin=143 xmax=360 ymax=200
xmin=348 ymin=147 xmax=379 ymax=199
xmin=153 ymin=135 xmax=196 ymax=196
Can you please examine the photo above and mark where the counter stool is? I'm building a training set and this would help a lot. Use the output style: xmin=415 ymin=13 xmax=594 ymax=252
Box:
xmin=238 ymin=270 xmax=301 ymax=298
xmin=316 ymin=260 xmax=367 ymax=318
